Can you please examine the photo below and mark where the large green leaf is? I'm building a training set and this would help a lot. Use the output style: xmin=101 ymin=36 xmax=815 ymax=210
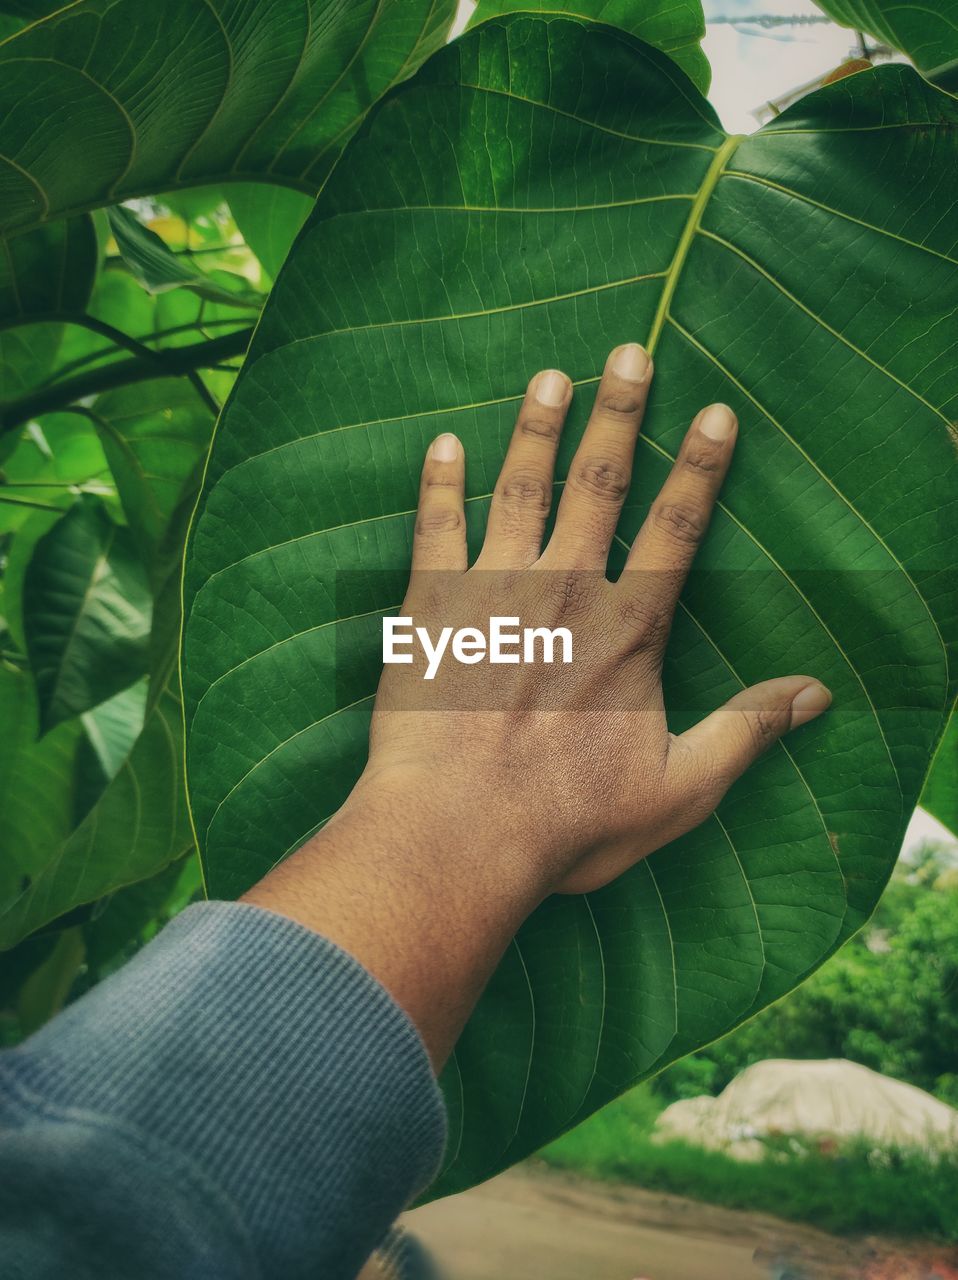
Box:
xmin=0 ymin=0 xmax=457 ymax=238
xmin=470 ymin=0 xmax=709 ymax=90
xmin=0 ymin=0 xmax=58 ymax=40
xmin=182 ymin=18 xmax=957 ymax=1194
xmin=24 ymin=496 xmax=152 ymax=730
xmin=814 ymin=0 xmax=958 ymax=87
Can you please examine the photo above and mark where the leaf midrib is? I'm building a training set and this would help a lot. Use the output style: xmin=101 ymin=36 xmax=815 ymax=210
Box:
xmin=647 ymin=131 xmax=743 ymax=353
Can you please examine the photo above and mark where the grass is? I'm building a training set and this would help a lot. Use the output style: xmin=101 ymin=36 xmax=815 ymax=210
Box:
xmin=538 ymin=1084 xmax=958 ymax=1242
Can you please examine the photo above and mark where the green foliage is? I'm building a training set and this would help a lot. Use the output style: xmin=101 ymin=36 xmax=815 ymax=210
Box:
xmin=24 ymin=497 xmax=152 ymax=730
xmin=469 ymin=0 xmax=709 ymax=90
xmin=15 ymin=926 xmax=84 ymax=1036
xmin=91 ymin=379 xmax=217 ymax=561
xmin=0 ymin=0 xmax=467 ymax=959
xmin=813 ymin=0 xmax=958 ymax=88
xmin=659 ymin=858 xmax=958 ymax=1106
xmin=0 ymin=0 xmax=457 ymax=239
xmin=106 ymin=207 xmax=263 ymax=310
xmin=0 ymin=217 xmax=98 ymax=325
xmin=0 ymin=664 xmax=80 ymax=907
xmin=922 ymin=711 xmax=957 ymax=836
xmin=0 ymin=686 xmax=192 ymax=948
xmin=542 ymin=1084 xmax=958 ymax=1240
xmin=227 ymin=186 xmax=314 ymax=282
xmin=183 ymin=14 xmax=957 ymax=1197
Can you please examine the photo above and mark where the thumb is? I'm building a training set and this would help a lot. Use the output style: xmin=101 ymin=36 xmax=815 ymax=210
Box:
xmin=671 ymin=675 xmax=832 ymax=799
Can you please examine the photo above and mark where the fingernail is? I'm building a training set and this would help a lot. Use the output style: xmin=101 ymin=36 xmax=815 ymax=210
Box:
xmin=535 ymin=369 xmax=569 ymax=406
xmin=790 ymin=682 xmax=832 ymax=729
xmin=698 ymin=403 xmax=736 ymax=442
xmin=612 ymin=343 xmax=650 ymax=382
xmin=430 ymin=433 xmax=460 ymax=462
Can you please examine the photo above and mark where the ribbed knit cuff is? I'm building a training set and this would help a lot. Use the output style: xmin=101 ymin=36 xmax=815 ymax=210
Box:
xmin=7 ymin=902 xmax=447 ymax=1278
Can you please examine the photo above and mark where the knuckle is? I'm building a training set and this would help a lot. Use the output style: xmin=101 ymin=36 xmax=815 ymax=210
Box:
xmin=416 ymin=506 xmax=462 ymax=535
xmin=599 ymin=387 xmax=644 ymax=416
xmin=620 ymin=596 xmax=668 ymax=649
xmin=520 ymin=413 xmax=561 ymax=442
xmin=574 ymin=457 xmax=631 ymax=503
xmin=748 ymin=705 xmax=785 ymax=750
xmin=652 ymin=501 xmax=707 ymax=545
xmin=548 ymin=570 xmax=590 ymax=616
xmin=424 ymin=473 xmax=460 ymax=491
xmin=682 ymin=444 xmax=721 ymax=475
xmin=498 ymin=470 xmax=551 ymax=513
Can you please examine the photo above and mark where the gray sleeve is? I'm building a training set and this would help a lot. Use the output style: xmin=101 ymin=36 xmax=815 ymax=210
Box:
xmin=0 ymin=901 xmax=447 ymax=1280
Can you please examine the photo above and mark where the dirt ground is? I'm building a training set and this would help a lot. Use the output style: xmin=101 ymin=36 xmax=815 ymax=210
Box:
xmin=369 ymin=1164 xmax=958 ymax=1280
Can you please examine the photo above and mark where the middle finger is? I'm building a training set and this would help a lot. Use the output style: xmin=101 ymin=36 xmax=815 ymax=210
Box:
xmin=545 ymin=343 xmax=652 ymax=569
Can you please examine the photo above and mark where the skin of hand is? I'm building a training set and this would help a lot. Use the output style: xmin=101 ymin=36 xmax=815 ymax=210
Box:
xmin=243 ymin=343 xmax=831 ymax=1067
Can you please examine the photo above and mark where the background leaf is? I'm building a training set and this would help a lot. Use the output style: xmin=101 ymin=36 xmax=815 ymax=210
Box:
xmin=0 ymin=216 xmax=98 ymax=324
xmin=813 ymin=0 xmax=958 ymax=87
xmin=90 ymin=377 xmax=217 ymax=560
xmin=106 ymin=206 xmax=262 ymax=309
xmin=14 ymin=925 xmax=84 ymax=1035
xmin=228 ymin=185 xmax=314 ymax=281
xmin=24 ymin=496 xmax=152 ymax=730
xmin=80 ymin=851 xmax=200 ymax=978
xmin=0 ymin=684 xmax=192 ymax=948
xmin=920 ymin=710 xmax=957 ymax=837
xmin=0 ymin=662 xmax=81 ymax=909
xmin=183 ymin=17 xmax=958 ymax=1196
xmin=0 ymin=0 xmax=458 ymax=237
xmin=76 ymin=679 xmax=149 ymax=819
xmin=0 ymin=413 xmax=110 ymax=534
xmin=470 ymin=0 xmax=710 ymax=90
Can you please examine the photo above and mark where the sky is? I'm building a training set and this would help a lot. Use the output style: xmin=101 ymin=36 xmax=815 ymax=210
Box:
xmin=700 ymin=0 xmax=873 ymax=130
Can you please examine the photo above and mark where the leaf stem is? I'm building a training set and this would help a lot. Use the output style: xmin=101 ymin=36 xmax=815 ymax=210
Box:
xmin=46 ymin=317 xmax=256 ymax=384
xmin=0 ymin=491 xmax=65 ymax=511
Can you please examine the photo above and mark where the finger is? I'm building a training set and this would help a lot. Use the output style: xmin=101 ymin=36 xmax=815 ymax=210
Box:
xmin=669 ymin=676 xmax=832 ymax=806
xmin=411 ymin=433 xmax=467 ymax=574
xmin=546 ymin=343 xmax=652 ymax=569
xmin=477 ymin=368 xmax=571 ymax=569
xmin=618 ymin=402 xmax=737 ymax=650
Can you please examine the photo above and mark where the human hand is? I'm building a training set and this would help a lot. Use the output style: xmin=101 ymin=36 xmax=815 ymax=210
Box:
xmin=362 ymin=342 xmax=831 ymax=898
xmin=244 ymin=342 xmax=831 ymax=1064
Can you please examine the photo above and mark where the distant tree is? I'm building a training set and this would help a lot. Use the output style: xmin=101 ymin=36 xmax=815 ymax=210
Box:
xmin=658 ymin=849 xmax=958 ymax=1105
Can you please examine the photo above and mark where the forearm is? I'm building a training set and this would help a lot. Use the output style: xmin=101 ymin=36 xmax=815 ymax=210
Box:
xmin=1 ymin=902 xmax=446 ymax=1280
xmin=243 ymin=769 xmax=547 ymax=1067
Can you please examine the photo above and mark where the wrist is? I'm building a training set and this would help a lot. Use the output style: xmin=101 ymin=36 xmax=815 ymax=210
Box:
xmin=243 ymin=764 xmax=548 ymax=1066
xmin=341 ymin=761 xmax=554 ymax=907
